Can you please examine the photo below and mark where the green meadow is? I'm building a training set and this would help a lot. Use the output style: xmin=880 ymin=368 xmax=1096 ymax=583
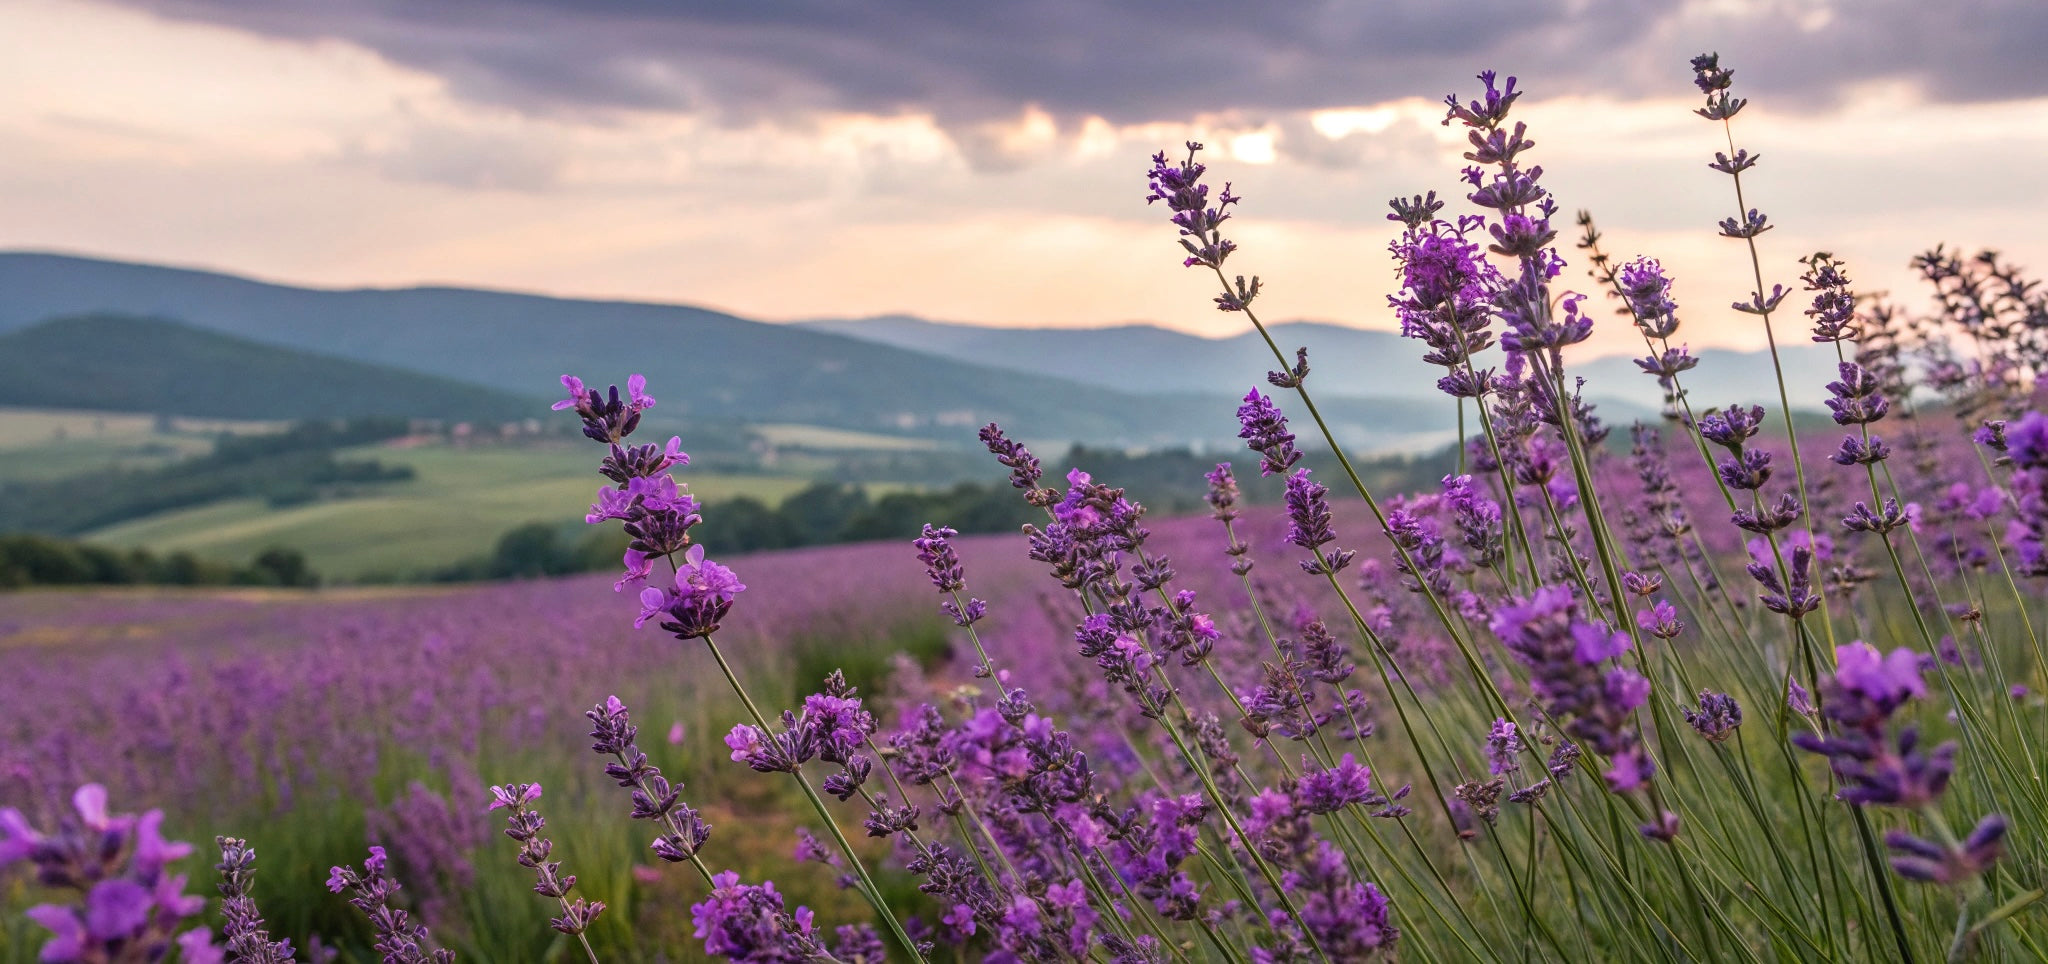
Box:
xmin=79 ymin=442 xmax=811 ymax=580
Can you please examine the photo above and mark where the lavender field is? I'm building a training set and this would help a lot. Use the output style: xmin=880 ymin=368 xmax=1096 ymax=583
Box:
xmin=8 ymin=20 xmax=2048 ymax=964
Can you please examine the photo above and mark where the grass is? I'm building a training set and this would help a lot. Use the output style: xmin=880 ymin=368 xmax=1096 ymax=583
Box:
xmin=0 ymin=407 xmax=280 ymax=482
xmin=83 ymin=441 xmax=811 ymax=579
xmin=751 ymin=423 xmax=940 ymax=451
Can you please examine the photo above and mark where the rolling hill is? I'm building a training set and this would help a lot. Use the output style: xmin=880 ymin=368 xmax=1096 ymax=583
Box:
xmin=0 ymin=314 xmax=543 ymax=422
xmin=800 ymin=314 xmax=1844 ymax=411
xmin=0 ymin=252 xmax=1469 ymax=448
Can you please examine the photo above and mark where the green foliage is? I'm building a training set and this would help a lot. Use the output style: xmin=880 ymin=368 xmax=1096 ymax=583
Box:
xmin=0 ymin=313 xmax=542 ymax=422
xmin=0 ymin=416 xmax=415 ymax=535
xmin=0 ymin=533 xmax=317 ymax=587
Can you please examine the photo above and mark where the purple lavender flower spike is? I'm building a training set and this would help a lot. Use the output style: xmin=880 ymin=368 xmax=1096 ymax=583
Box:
xmin=1639 ymin=810 xmax=1681 ymax=843
xmin=328 ymin=846 xmax=455 ymax=963
xmin=979 ymin=422 xmax=1057 ymax=506
xmin=214 ymin=837 xmax=294 ymax=964
xmin=0 ymin=785 xmax=210 ymax=964
xmin=1801 ymin=252 xmax=1859 ymax=343
xmin=912 ymin=524 xmax=987 ymax=628
xmin=491 ymin=782 xmax=606 ymax=937
xmin=1794 ymin=642 xmax=1957 ymax=809
xmin=636 ymin=544 xmax=745 ymax=638
xmin=1683 ymin=691 xmax=1743 ymax=743
xmin=1284 ymin=469 xmax=1353 ymax=575
xmin=1616 ymin=257 xmax=1680 ymax=336
xmin=1296 ymin=754 xmax=1378 ymax=814
xmin=1887 ymin=815 xmax=2008 ymax=885
xmin=1205 ymin=462 xmax=1240 ymax=522
xmin=555 ymin=373 xmax=654 ymax=443
xmin=691 ymin=870 xmax=832 ymax=962
xmin=1491 ymin=588 xmax=1652 ymax=793
xmin=1636 ymin=599 xmax=1684 ymax=640
xmin=1237 ymin=389 xmax=1303 ymax=477
xmin=588 ymin=695 xmax=712 ymax=863
xmin=1484 ymin=719 xmax=1523 ymax=775
xmin=1691 ymin=53 xmax=1746 ymax=120
xmin=1144 ymin=141 xmax=1242 ymax=272
xmin=1824 ymin=362 xmax=1890 ymax=426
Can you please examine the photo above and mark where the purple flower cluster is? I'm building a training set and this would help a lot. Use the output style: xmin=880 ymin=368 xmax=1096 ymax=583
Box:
xmin=979 ymin=423 xmax=1056 ymax=507
xmin=588 ymin=695 xmax=712 ymax=863
xmin=1441 ymin=71 xmax=1588 ymax=369
xmin=635 ymin=544 xmax=747 ymax=639
xmin=1285 ymin=469 xmax=1354 ymax=576
xmin=0 ymin=784 xmax=212 ymax=964
xmin=1387 ymin=213 xmax=1502 ymax=395
xmin=1236 ymin=389 xmax=1302 ymax=477
xmin=913 ymin=525 xmax=986 ymax=628
xmin=1144 ymin=142 xmax=1240 ymax=272
xmin=1793 ymin=643 xmax=1952 ymax=808
xmin=1490 ymin=588 xmax=1652 ymax=792
xmin=214 ymin=836 xmax=295 ymax=964
xmin=557 ymin=373 xmax=749 ymax=630
xmin=1792 ymin=643 xmax=2009 ymax=884
xmin=554 ymin=373 xmax=656 ymax=444
xmin=489 ymin=782 xmax=606 ymax=937
xmin=689 ymin=870 xmax=834 ymax=962
xmin=1997 ymin=411 xmax=2048 ymax=575
xmin=326 ymin=847 xmax=455 ymax=964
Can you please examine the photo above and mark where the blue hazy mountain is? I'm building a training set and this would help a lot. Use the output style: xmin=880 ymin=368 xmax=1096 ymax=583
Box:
xmin=0 ymin=313 xmax=542 ymax=422
xmin=799 ymin=314 xmax=1842 ymax=412
xmin=0 ymin=252 xmax=1476 ymax=448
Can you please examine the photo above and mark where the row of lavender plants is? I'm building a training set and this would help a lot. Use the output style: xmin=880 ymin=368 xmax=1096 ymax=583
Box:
xmin=8 ymin=53 xmax=2048 ymax=962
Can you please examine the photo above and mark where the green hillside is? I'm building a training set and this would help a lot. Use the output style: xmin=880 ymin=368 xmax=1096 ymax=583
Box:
xmin=0 ymin=313 xmax=543 ymax=422
xmin=0 ymin=253 xmax=1468 ymax=448
xmin=84 ymin=443 xmax=810 ymax=580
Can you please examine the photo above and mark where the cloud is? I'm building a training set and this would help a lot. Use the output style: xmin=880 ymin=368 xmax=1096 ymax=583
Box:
xmin=104 ymin=0 xmax=2048 ymax=135
xmin=349 ymin=122 xmax=569 ymax=191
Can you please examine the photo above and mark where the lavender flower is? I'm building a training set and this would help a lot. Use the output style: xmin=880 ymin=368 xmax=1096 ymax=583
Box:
xmin=1683 ymin=691 xmax=1743 ymax=743
xmin=1801 ymin=252 xmax=1859 ymax=343
xmin=1144 ymin=142 xmax=1241 ymax=272
xmin=587 ymin=695 xmax=711 ymax=863
xmin=1237 ymin=389 xmax=1303 ymax=477
xmin=1746 ymin=542 xmax=1822 ymax=618
xmin=554 ymin=374 xmax=655 ymax=444
xmin=1616 ymin=257 xmax=1680 ymax=337
xmin=2000 ymin=410 xmax=2048 ymax=574
xmin=1490 ymin=588 xmax=1653 ymax=792
xmin=1387 ymin=217 xmax=1501 ymax=389
xmin=490 ymin=782 xmax=606 ymax=938
xmin=1484 ymin=719 xmax=1524 ymax=775
xmin=0 ymin=784 xmax=209 ymax=964
xmin=327 ymin=847 xmax=455 ymax=964
xmin=912 ymin=525 xmax=986 ymax=627
xmin=690 ymin=870 xmax=832 ymax=962
xmin=1887 ymin=816 xmax=2008 ymax=885
xmin=1824 ymin=362 xmax=1890 ymax=426
xmin=635 ymin=544 xmax=746 ymax=639
xmin=1296 ymin=754 xmax=1384 ymax=814
xmin=979 ymin=423 xmax=1056 ymax=506
xmin=1289 ymin=842 xmax=1400 ymax=960
xmin=1204 ymin=462 xmax=1240 ymax=522
xmin=1284 ymin=469 xmax=1354 ymax=575
xmin=1793 ymin=642 xmax=1952 ymax=808
xmin=215 ymin=837 xmax=295 ymax=964
xmin=1443 ymin=474 xmax=1504 ymax=569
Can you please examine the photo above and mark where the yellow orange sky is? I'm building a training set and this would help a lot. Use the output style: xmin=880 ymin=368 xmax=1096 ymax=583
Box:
xmin=2 ymin=0 xmax=2044 ymax=358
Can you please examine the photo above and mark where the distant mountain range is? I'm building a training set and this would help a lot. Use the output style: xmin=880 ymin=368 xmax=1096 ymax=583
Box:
xmin=0 ymin=314 xmax=539 ymax=422
xmin=799 ymin=314 xmax=1843 ymax=412
xmin=0 ymin=251 xmax=1834 ymax=451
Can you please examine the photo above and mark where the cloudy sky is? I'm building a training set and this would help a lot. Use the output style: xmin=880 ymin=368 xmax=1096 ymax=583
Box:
xmin=3 ymin=0 xmax=2044 ymax=353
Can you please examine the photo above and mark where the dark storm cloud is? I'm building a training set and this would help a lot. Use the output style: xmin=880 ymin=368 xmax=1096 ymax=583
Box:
xmin=113 ymin=0 xmax=2048 ymax=126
